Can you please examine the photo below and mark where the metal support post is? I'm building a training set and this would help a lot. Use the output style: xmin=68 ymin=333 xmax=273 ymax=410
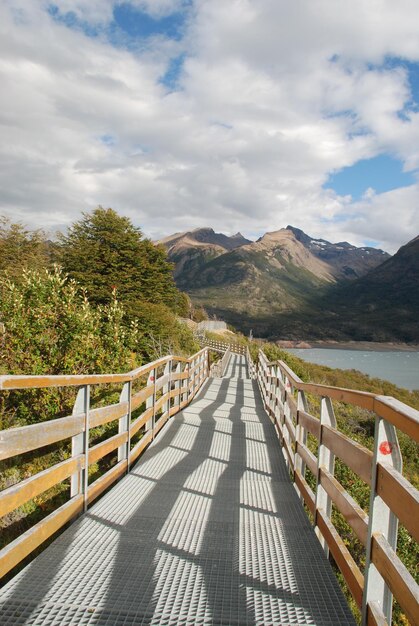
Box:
xmin=295 ymin=390 xmax=308 ymax=478
xmin=314 ymin=396 xmax=336 ymax=555
xmin=71 ymin=385 xmax=90 ymax=513
xmin=174 ymin=362 xmax=181 ymax=409
xmin=283 ymin=374 xmax=293 ymax=472
xmin=146 ymin=368 xmax=156 ymax=438
xmin=118 ymin=381 xmax=131 ymax=471
xmin=361 ymin=416 xmax=402 ymax=625
xmin=184 ymin=362 xmax=189 ymax=405
xmin=163 ymin=360 xmax=171 ymax=416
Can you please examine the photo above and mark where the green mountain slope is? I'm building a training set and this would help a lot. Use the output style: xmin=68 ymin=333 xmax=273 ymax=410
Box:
xmin=245 ymin=234 xmax=419 ymax=342
xmin=182 ymin=229 xmax=337 ymax=327
xmin=317 ymin=235 xmax=419 ymax=342
xmin=161 ymin=224 xmax=418 ymax=342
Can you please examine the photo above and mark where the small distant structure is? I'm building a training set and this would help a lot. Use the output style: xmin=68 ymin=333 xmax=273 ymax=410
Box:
xmin=197 ymin=320 xmax=227 ymax=332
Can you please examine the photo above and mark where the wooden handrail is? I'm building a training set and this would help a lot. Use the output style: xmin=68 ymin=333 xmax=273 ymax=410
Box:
xmin=1 ymin=341 xmax=417 ymax=626
xmin=202 ymin=338 xmax=246 ymax=355
xmin=259 ymin=351 xmax=419 ymax=441
xmin=0 ymin=352 xmax=203 ymax=391
xmin=252 ymin=347 xmax=419 ymax=626
xmin=0 ymin=346 xmax=211 ymax=580
xmin=210 ymin=347 xmax=232 ymax=377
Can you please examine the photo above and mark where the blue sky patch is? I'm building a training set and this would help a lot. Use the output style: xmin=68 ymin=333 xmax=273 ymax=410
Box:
xmin=402 ymin=60 xmax=419 ymax=107
xmin=48 ymin=3 xmax=192 ymax=51
xmin=368 ymin=57 xmax=419 ymax=111
xmin=113 ymin=4 xmax=186 ymax=41
xmin=47 ymin=5 xmax=99 ymax=37
xmin=384 ymin=57 xmax=419 ymax=106
xmin=363 ymin=238 xmax=381 ymax=248
xmin=100 ymin=134 xmax=116 ymax=146
xmin=325 ymin=155 xmax=417 ymax=200
xmin=160 ymin=54 xmax=186 ymax=90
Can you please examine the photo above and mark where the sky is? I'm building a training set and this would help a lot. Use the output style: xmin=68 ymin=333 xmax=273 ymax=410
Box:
xmin=1 ymin=1 xmax=419 ymax=253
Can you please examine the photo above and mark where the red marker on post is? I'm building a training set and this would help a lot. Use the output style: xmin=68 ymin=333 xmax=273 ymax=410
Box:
xmin=379 ymin=441 xmax=393 ymax=455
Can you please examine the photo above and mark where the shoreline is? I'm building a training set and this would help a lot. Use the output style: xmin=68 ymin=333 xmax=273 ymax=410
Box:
xmin=276 ymin=340 xmax=419 ymax=352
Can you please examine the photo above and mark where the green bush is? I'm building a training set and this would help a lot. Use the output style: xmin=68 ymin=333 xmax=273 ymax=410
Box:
xmin=0 ymin=267 xmax=138 ymax=428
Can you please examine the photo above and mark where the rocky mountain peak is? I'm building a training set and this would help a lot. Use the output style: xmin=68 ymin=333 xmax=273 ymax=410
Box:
xmin=284 ymin=225 xmax=390 ymax=279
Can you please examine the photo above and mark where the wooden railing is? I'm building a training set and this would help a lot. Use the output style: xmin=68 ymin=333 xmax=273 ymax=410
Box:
xmin=1 ymin=339 xmax=418 ymax=626
xmin=203 ymin=338 xmax=246 ymax=355
xmin=0 ymin=347 xmax=211 ymax=580
xmin=251 ymin=348 xmax=419 ymax=626
xmin=210 ymin=347 xmax=232 ymax=378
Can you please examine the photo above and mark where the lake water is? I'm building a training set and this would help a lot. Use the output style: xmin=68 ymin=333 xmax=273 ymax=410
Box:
xmin=288 ymin=348 xmax=419 ymax=391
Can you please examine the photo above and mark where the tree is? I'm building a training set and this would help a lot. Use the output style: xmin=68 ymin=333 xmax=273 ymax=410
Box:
xmin=0 ymin=216 xmax=50 ymax=279
xmin=56 ymin=207 xmax=183 ymax=317
xmin=134 ymin=301 xmax=199 ymax=361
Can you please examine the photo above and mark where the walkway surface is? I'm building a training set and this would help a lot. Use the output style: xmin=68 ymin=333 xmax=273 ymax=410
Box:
xmin=0 ymin=355 xmax=355 ymax=625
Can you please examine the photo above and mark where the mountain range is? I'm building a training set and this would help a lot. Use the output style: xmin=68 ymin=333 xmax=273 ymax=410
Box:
xmin=159 ymin=226 xmax=419 ymax=343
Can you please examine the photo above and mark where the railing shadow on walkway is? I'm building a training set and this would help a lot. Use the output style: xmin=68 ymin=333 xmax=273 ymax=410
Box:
xmin=0 ymin=357 xmax=355 ymax=625
xmin=94 ymin=364 xmax=353 ymax=624
xmin=0 ymin=377 xmax=231 ymax=623
xmin=0 ymin=382 xmax=202 ymax=623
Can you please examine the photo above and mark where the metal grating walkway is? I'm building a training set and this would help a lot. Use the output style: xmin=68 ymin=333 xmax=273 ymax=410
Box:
xmin=0 ymin=355 xmax=355 ymax=625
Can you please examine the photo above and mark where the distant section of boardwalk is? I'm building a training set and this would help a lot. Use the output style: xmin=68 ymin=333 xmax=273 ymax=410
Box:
xmin=0 ymin=355 xmax=355 ymax=625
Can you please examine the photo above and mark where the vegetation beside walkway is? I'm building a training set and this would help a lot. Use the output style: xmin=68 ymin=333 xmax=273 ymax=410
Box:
xmin=0 ymin=209 xmax=199 ymax=567
xmin=237 ymin=335 xmax=418 ymax=625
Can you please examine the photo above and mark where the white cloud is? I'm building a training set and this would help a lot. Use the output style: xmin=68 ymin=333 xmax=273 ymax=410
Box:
xmin=42 ymin=1 xmax=115 ymax=24
xmin=0 ymin=0 xmax=418 ymax=252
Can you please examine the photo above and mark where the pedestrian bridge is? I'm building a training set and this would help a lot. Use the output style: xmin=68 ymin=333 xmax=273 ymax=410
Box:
xmin=0 ymin=344 xmax=418 ymax=625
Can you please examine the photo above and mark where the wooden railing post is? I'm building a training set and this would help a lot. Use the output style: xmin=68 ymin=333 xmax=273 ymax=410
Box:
xmin=118 ymin=381 xmax=131 ymax=471
xmin=361 ymin=416 xmax=402 ymax=625
xmin=315 ymin=396 xmax=336 ymax=555
xmin=71 ymin=385 xmax=90 ymax=513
